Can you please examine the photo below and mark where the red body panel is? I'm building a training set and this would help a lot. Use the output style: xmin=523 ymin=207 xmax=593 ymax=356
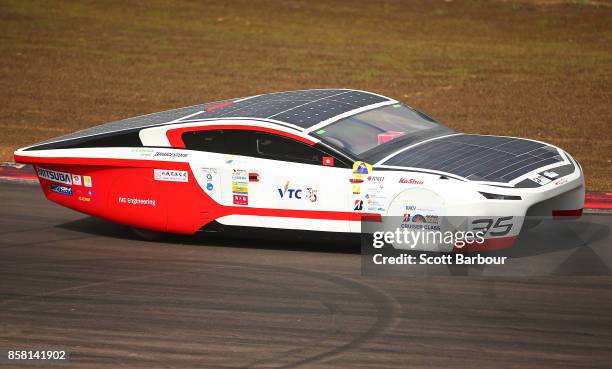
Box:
xmin=19 ymin=155 xmax=379 ymax=235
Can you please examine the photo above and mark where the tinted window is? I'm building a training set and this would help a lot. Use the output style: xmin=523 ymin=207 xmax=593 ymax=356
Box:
xmin=255 ymin=133 xmax=322 ymax=164
xmin=183 ymin=129 xmax=349 ymax=167
xmin=182 ymin=129 xmax=256 ymax=156
xmin=182 ymin=130 xmax=225 ymax=153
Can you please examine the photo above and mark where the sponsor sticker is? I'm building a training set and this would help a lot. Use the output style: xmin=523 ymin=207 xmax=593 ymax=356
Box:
xmin=306 ymin=187 xmax=318 ymax=202
xmin=202 ymin=167 xmax=217 ymax=192
xmin=528 ymin=173 xmax=552 ymax=186
xmin=232 ymin=185 xmax=248 ymax=194
xmin=231 ymin=169 xmax=249 ymax=199
xmin=400 ymin=206 xmax=442 ymax=231
xmin=248 ymin=172 xmax=260 ymax=182
xmin=542 ymin=170 xmax=559 ymax=179
xmin=83 ymin=176 xmax=92 ymax=188
xmin=154 ymin=152 xmax=188 ymax=158
xmin=233 ymin=194 xmax=248 ymax=205
xmin=231 ymin=169 xmax=248 ymax=182
xmin=118 ymin=197 xmax=156 ymax=206
xmin=365 ymin=193 xmax=387 ymax=212
xmin=37 ymin=167 xmax=72 ymax=185
xmin=354 ymin=200 xmax=364 ymax=211
xmin=154 ymin=169 xmax=188 ymax=182
xmin=368 ymin=176 xmax=385 ymax=183
xmin=352 ymin=161 xmax=372 ymax=179
xmin=130 ymin=148 xmax=155 ymax=157
xmin=278 ymin=181 xmax=302 ymax=199
xmin=399 ymin=178 xmax=424 ymax=185
xmin=76 ymin=188 xmax=93 ymax=202
xmin=50 ymin=183 xmax=73 ymax=196
xmin=352 ymin=185 xmax=361 ymax=195
xmin=71 ymin=174 xmax=82 ymax=186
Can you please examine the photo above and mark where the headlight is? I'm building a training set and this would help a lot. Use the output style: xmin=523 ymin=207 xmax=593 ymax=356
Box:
xmin=479 ymin=192 xmax=522 ymax=200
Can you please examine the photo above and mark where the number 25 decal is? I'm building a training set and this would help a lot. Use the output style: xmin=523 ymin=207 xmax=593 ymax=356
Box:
xmin=471 ymin=216 xmax=514 ymax=236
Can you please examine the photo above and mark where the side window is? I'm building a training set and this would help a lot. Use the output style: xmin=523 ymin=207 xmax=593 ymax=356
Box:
xmin=182 ymin=129 xmax=350 ymax=167
xmin=182 ymin=130 xmax=225 ymax=153
xmin=255 ymin=133 xmax=322 ymax=164
xmin=182 ymin=129 xmax=257 ymax=156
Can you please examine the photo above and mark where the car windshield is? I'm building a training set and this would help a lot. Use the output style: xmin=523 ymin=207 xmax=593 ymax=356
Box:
xmin=312 ymin=104 xmax=446 ymax=156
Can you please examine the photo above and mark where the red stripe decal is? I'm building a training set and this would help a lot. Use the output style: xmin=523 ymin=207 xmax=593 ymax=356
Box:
xmin=204 ymin=101 xmax=234 ymax=112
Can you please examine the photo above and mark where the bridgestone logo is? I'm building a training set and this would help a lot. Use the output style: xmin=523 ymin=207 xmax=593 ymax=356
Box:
xmin=37 ymin=167 xmax=72 ymax=185
xmin=154 ymin=152 xmax=188 ymax=157
xmin=154 ymin=169 xmax=188 ymax=182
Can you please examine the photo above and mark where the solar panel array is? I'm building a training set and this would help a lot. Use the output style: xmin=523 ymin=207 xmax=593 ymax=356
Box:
xmin=31 ymin=102 xmax=218 ymax=146
xmin=383 ymin=134 xmax=564 ymax=183
xmin=29 ymin=90 xmax=389 ymax=148
xmin=182 ymin=89 xmax=390 ymax=128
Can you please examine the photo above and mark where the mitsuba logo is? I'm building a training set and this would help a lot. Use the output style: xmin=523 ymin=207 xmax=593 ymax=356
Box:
xmin=278 ymin=181 xmax=302 ymax=199
xmin=37 ymin=167 xmax=72 ymax=185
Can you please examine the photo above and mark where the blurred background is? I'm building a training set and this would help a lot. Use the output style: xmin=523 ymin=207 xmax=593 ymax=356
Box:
xmin=1 ymin=0 xmax=610 ymax=189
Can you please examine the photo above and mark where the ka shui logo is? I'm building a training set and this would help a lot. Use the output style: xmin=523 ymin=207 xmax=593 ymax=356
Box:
xmin=154 ymin=169 xmax=188 ymax=182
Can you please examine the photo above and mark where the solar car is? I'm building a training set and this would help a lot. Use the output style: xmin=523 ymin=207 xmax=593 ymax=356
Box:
xmin=14 ymin=89 xmax=584 ymax=250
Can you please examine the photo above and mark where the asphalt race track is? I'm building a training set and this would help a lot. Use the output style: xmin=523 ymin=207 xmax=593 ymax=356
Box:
xmin=1 ymin=181 xmax=612 ymax=368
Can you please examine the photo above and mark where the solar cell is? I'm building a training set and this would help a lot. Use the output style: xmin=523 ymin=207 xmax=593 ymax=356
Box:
xmin=382 ymin=134 xmax=564 ymax=183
